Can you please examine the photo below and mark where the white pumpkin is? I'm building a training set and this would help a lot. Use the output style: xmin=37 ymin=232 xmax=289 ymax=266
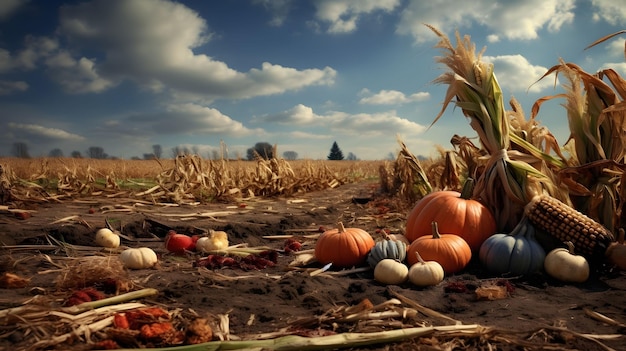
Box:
xmin=196 ymin=230 xmax=229 ymax=252
xmin=544 ymin=242 xmax=589 ymax=283
xmin=373 ymin=259 xmax=408 ymax=285
xmin=95 ymin=228 xmax=120 ymax=248
xmin=408 ymin=251 xmax=445 ymax=287
xmin=120 ymin=247 xmax=158 ymax=269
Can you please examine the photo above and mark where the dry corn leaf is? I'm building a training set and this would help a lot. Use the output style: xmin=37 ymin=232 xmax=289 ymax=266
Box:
xmin=475 ymin=285 xmax=508 ymax=300
xmin=0 ymin=272 xmax=30 ymax=288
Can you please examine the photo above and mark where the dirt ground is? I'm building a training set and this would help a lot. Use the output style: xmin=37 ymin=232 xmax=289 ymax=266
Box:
xmin=1 ymin=181 xmax=625 ymax=351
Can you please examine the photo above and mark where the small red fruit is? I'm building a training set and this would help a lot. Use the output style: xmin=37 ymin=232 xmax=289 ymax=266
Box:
xmin=165 ymin=231 xmax=194 ymax=254
xmin=14 ymin=211 xmax=31 ymax=220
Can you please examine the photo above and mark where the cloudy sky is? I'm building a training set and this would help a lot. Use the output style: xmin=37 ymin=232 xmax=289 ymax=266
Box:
xmin=1 ymin=0 xmax=625 ymax=160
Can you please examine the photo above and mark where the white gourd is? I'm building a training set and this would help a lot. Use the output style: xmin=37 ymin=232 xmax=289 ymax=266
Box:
xmin=120 ymin=247 xmax=158 ymax=269
xmin=544 ymin=242 xmax=589 ymax=283
xmin=408 ymin=252 xmax=445 ymax=287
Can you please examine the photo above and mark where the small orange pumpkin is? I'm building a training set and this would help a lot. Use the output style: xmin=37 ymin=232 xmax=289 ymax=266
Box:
xmin=407 ymin=222 xmax=472 ymax=274
xmin=314 ymin=222 xmax=375 ymax=268
xmin=406 ymin=178 xmax=496 ymax=252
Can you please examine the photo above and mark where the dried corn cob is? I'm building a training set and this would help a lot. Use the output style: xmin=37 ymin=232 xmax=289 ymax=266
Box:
xmin=525 ymin=195 xmax=615 ymax=261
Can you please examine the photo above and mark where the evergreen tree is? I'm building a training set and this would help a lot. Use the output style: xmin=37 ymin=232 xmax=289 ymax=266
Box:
xmin=327 ymin=141 xmax=344 ymax=160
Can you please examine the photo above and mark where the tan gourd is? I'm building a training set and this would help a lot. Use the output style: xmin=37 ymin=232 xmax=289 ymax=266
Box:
xmin=196 ymin=230 xmax=229 ymax=252
xmin=544 ymin=242 xmax=589 ymax=283
xmin=408 ymin=252 xmax=445 ymax=287
xmin=373 ymin=259 xmax=408 ymax=285
xmin=605 ymin=228 xmax=626 ymax=270
xmin=95 ymin=228 xmax=120 ymax=248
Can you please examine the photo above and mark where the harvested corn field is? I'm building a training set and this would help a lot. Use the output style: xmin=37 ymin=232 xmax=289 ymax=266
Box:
xmin=2 ymin=26 xmax=626 ymax=351
xmin=0 ymin=155 xmax=624 ymax=351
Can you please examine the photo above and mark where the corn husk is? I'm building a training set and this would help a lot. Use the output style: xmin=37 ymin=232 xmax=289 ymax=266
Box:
xmin=426 ymin=24 xmax=564 ymax=230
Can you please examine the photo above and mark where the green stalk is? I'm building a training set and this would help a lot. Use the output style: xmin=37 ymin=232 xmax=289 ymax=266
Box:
xmin=61 ymin=288 xmax=159 ymax=314
xmin=459 ymin=177 xmax=475 ymax=200
xmin=114 ymin=325 xmax=479 ymax=351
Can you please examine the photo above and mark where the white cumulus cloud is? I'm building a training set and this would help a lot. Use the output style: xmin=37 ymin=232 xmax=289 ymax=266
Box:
xmin=48 ymin=0 xmax=335 ymax=99
xmin=313 ymin=0 xmax=401 ymax=34
xmin=397 ymin=0 xmax=575 ymax=43
xmin=125 ymin=103 xmax=264 ymax=137
xmin=0 ymin=0 xmax=27 ymax=21
xmin=8 ymin=123 xmax=85 ymax=141
xmin=483 ymin=55 xmax=555 ymax=93
xmin=0 ymin=80 xmax=28 ymax=94
xmin=262 ymin=104 xmax=427 ymax=136
xmin=253 ymin=0 xmax=293 ymax=27
xmin=359 ymin=89 xmax=430 ymax=105
xmin=592 ymin=0 xmax=626 ymax=25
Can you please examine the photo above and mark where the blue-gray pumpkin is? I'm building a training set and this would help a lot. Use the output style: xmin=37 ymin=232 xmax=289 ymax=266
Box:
xmin=367 ymin=238 xmax=407 ymax=268
xmin=479 ymin=216 xmax=545 ymax=275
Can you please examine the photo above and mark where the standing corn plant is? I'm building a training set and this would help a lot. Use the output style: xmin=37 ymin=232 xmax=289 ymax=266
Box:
xmin=531 ymin=60 xmax=626 ymax=233
xmin=426 ymin=25 xmax=564 ymax=231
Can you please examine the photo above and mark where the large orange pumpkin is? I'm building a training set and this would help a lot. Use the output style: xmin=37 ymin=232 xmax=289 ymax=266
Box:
xmin=314 ymin=222 xmax=375 ymax=268
xmin=407 ymin=222 xmax=472 ymax=274
xmin=406 ymin=179 xmax=496 ymax=252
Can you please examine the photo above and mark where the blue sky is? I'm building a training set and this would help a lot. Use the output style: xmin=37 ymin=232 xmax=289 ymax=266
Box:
xmin=1 ymin=0 xmax=625 ymax=160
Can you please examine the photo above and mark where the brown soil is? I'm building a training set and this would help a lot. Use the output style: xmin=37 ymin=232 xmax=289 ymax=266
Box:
xmin=1 ymin=181 xmax=625 ymax=350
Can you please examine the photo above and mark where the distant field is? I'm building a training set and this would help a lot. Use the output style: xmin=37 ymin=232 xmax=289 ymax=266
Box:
xmin=0 ymin=157 xmax=390 ymax=203
xmin=0 ymin=157 xmax=384 ymax=182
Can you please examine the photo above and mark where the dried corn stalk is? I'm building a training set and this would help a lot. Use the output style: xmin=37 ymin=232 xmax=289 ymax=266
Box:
xmin=427 ymin=24 xmax=563 ymax=231
xmin=377 ymin=140 xmax=432 ymax=206
xmin=532 ymin=59 xmax=626 ymax=232
xmin=450 ymin=134 xmax=483 ymax=180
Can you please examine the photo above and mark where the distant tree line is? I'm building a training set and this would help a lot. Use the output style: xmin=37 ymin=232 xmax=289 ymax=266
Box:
xmin=7 ymin=141 xmax=361 ymax=161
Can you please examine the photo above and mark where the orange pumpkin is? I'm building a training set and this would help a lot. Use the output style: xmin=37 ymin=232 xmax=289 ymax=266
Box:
xmin=407 ymin=222 xmax=472 ymax=274
xmin=406 ymin=179 xmax=496 ymax=252
xmin=314 ymin=222 xmax=375 ymax=268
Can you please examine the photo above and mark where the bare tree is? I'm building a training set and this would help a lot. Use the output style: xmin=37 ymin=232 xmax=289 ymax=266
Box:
xmin=171 ymin=146 xmax=190 ymax=158
xmin=246 ymin=142 xmax=274 ymax=160
xmin=86 ymin=146 xmax=108 ymax=159
xmin=152 ymin=144 xmax=162 ymax=159
xmin=48 ymin=148 xmax=64 ymax=157
xmin=71 ymin=150 xmax=82 ymax=158
xmin=283 ymin=151 xmax=298 ymax=160
xmin=11 ymin=142 xmax=30 ymax=158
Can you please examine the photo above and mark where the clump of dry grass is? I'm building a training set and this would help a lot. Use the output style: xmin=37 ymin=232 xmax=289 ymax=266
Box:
xmin=55 ymin=256 xmax=131 ymax=292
